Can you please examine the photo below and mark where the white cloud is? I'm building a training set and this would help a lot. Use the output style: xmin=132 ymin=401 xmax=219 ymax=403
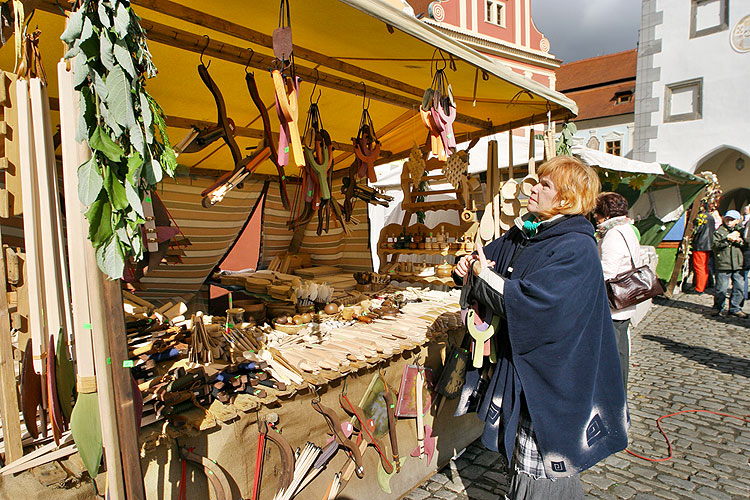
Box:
xmin=531 ymin=0 xmax=640 ymax=62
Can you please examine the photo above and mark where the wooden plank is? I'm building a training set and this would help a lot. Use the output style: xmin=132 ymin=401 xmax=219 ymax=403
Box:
xmin=0 ymin=228 xmax=23 ymax=462
xmin=2 ymin=72 xmax=22 ymax=216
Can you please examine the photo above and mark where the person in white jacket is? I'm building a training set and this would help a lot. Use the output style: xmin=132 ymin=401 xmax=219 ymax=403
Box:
xmin=594 ymin=192 xmax=641 ymax=393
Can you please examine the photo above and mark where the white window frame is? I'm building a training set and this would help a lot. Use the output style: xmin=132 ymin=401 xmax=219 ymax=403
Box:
xmin=664 ymin=78 xmax=703 ymax=123
xmin=485 ymin=0 xmax=506 ymax=28
xmin=690 ymin=0 xmax=729 ymax=38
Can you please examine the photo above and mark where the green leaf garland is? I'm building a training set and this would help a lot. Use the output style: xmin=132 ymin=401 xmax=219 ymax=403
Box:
xmin=64 ymin=0 xmax=175 ymax=279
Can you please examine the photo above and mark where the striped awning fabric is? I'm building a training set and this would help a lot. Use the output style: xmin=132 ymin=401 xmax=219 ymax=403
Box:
xmin=136 ymin=175 xmax=265 ymax=304
xmin=261 ymin=179 xmax=373 ymax=272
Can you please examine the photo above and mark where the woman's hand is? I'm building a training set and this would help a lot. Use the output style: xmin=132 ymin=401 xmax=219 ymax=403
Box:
xmin=454 ymin=254 xmax=475 ymax=278
xmin=472 ymin=239 xmax=495 ymax=276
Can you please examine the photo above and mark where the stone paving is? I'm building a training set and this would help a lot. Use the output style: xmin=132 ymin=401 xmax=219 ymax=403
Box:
xmin=403 ymin=291 xmax=750 ymax=499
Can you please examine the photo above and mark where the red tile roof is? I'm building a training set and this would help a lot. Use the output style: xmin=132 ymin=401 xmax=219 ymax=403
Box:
xmin=564 ymin=82 xmax=635 ymax=121
xmin=556 ymin=49 xmax=637 ymax=92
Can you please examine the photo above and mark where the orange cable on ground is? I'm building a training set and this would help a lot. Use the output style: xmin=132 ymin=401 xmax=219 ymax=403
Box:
xmin=626 ymin=409 xmax=750 ymax=462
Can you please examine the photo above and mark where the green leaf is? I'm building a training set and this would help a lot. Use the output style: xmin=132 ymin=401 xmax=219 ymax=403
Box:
xmin=126 ymin=152 xmax=143 ymax=185
xmin=78 ymin=16 xmax=98 ymax=59
xmin=103 ymin=164 xmax=129 ymax=211
xmin=144 ymin=158 xmax=163 ymax=185
xmin=60 ymin=8 xmax=84 ymax=45
xmin=64 ymin=43 xmax=80 ymax=60
xmin=113 ymin=3 xmax=130 ymax=39
xmin=85 ymin=195 xmax=113 ymax=244
xmin=100 ymin=101 xmax=124 ymax=137
xmin=95 ymin=235 xmax=125 ymax=280
xmin=99 ymin=31 xmax=115 ymax=71
xmin=125 ymin=181 xmax=144 ymax=218
xmin=77 ymin=156 xmax=103 ymax=206
xmin=76 ymin=86 xmax=96 ymax=143
xmin=129 ymin=123 xmax=146 ymax=157
xmin=91 ymin=70 xmax=108 ymax=100
xmin=138 ymin=91 xmax=153 ymax=144
xmin=113 ymin=38 xmax=137 ymax=80
xmin=72 ymin=55 xmax=89 ymax=90
xmin=89 ymin=126 xmax=124 ymax=162
xmin=98 ymin=2 xmax=112 ymax=28
xmin=104 ymin=66 xmax=135 ymax=129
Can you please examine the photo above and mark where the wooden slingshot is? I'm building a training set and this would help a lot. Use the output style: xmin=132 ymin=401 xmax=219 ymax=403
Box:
xmin=196 ymin=51 xmax=282 ymax=207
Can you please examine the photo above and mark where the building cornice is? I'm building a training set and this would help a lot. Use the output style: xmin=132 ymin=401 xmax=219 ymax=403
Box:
xmin=423 ymin=19 xmax=561 ymax=70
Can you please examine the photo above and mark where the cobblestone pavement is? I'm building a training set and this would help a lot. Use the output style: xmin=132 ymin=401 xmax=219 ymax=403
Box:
xmin=404 ymin=292 xmax=750 ymax=499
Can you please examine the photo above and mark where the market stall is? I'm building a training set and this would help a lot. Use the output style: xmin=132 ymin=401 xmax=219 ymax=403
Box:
xmin=0 ymin=1 xmax=578 ymax=499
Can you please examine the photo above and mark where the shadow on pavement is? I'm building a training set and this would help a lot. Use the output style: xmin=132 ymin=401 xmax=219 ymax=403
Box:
xmin=642 ymin=334 xmax=750 ymax=378
xmin=654 ymin=296 xmax=749 ymax=324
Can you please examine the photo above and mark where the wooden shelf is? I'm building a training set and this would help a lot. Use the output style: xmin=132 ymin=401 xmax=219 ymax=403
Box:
xmin=378 ymin=248 xmax=471 ymax=257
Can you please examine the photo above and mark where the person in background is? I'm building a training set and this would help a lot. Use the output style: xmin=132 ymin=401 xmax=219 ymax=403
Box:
xmin=593 ymin=192 xmax=640 ymax=393
xmin=453 ymin=156 xmax=627 ymax=500
xmin=711 ymin=210 xmax=747 ymax=318
xmin=741 ymin=204 xmax=750 ymax=306
xmin=690 ymin=204 xmax=716 ymax=294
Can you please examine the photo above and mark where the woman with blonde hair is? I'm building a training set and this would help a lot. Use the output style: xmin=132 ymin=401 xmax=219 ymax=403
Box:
xmin=454 ymin=156 xmax=628 ymax=499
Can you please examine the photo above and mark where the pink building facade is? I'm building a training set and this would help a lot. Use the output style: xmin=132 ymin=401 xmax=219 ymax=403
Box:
xmin=407 ymin=0 xmax=560 ymax=90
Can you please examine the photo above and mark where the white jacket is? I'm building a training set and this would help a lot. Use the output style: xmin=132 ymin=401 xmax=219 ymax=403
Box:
xmin=598 ymin=223 xmax=642 ymax=320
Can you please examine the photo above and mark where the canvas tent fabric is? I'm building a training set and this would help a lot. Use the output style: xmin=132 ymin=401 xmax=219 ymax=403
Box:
xmin=19 ymin=0 xmax=577 ymax=178
xmin=573 ymin=148 xmax=707 ymax=247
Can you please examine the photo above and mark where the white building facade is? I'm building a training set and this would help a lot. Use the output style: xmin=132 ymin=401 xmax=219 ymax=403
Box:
xmin=634 ymin=0 xmax=750 ymax=210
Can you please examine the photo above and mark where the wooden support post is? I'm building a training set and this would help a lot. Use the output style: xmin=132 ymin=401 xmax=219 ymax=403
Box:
xmin=101 ymin=277 xmax=146 ymax=500
xmin=665 ymin=188 xmax=706 ymax=297
xmin=0 ymin=228 xmax=23 ymax=463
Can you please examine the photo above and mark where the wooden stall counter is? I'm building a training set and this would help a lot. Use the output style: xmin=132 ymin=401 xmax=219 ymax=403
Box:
xmin=138 ymin=291 xmax=483 ymax=500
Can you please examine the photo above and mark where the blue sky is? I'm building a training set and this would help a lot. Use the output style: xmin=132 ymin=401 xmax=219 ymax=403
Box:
xmin=531 ymin=0 xmax=641 ymax=63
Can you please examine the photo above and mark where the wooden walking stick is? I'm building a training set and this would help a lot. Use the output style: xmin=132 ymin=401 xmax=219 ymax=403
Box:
xmin=57 ymin=59 xmax=106 ymax=480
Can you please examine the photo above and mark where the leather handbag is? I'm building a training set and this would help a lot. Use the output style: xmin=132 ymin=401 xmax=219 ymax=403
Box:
xmin=606 ymin=230 xmax=664 ymax=309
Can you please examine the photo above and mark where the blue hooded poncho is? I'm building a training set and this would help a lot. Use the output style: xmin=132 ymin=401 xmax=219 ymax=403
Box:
xmin=455 ymin=214 xmax=628 ymax=478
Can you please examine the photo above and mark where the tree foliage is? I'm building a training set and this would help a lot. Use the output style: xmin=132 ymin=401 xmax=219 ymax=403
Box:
xmin=62 ymin=0 xmax=177 ymax=279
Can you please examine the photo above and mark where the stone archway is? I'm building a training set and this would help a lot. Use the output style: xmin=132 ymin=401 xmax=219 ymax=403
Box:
xmin=694 ymin=146 xmax=750 ymax=210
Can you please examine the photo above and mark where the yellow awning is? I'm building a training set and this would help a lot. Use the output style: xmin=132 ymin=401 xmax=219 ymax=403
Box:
xmin=5 ymin=0 xmax=576 ymax=176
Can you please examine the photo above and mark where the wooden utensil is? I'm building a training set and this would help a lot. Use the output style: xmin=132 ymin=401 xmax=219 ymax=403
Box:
xmin=520 ymin=127 xmax=538 ymax=197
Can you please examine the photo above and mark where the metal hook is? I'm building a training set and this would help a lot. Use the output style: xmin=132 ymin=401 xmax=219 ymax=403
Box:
xmin=244 ymin=47 xmax=255 ymax=74
xmin=200 ymin=34 xmax=210 ymax=68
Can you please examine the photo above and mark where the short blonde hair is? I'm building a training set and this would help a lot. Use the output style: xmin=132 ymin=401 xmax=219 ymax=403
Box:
xmin=535 ymin=155 xmax=600 ymax=218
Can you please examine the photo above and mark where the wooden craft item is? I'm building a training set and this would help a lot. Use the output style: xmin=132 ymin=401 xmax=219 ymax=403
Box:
xmin=404 ymin=144 xmax=426 ymax=189
xmin=501 ymin=197 xmax=521 ymax=217
xmin=479 ymin=140 xmax=497 ymax=241
xmin=30 ymin=78 xmax=71 ymax=344
xmin=57 ymin=59 xmax=106 ymax=479
xmin=500 ymin=128 xmax=519 ymax=200
xmin=15 ymin=78 xmax=45 ymax=372
xmin=466 ymin=308 xmax=500 ymax=368
xmin=46 ymin=334 xmax=64 ymax=444
xmin=395 ymin=364 xmax=434 ymax=418
xmin=273 ymin=70 xmax=304 ymax=167
xmin=0 ymin=229 xmax=22 ymax=462
xmin=20 ymin=339 xmax=43 ymax=439
xmin=409 ymin=367 xmax=435 ymax=463
xmin=442 ymin=150 xmax=469 ymax=190
xmin=55 ymin=332 xmax=75 ymax=424
xmin=521 ymin=127 xmax=538 ymax=197
xmin=293 ymin=266 xmax=340 ymax=279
